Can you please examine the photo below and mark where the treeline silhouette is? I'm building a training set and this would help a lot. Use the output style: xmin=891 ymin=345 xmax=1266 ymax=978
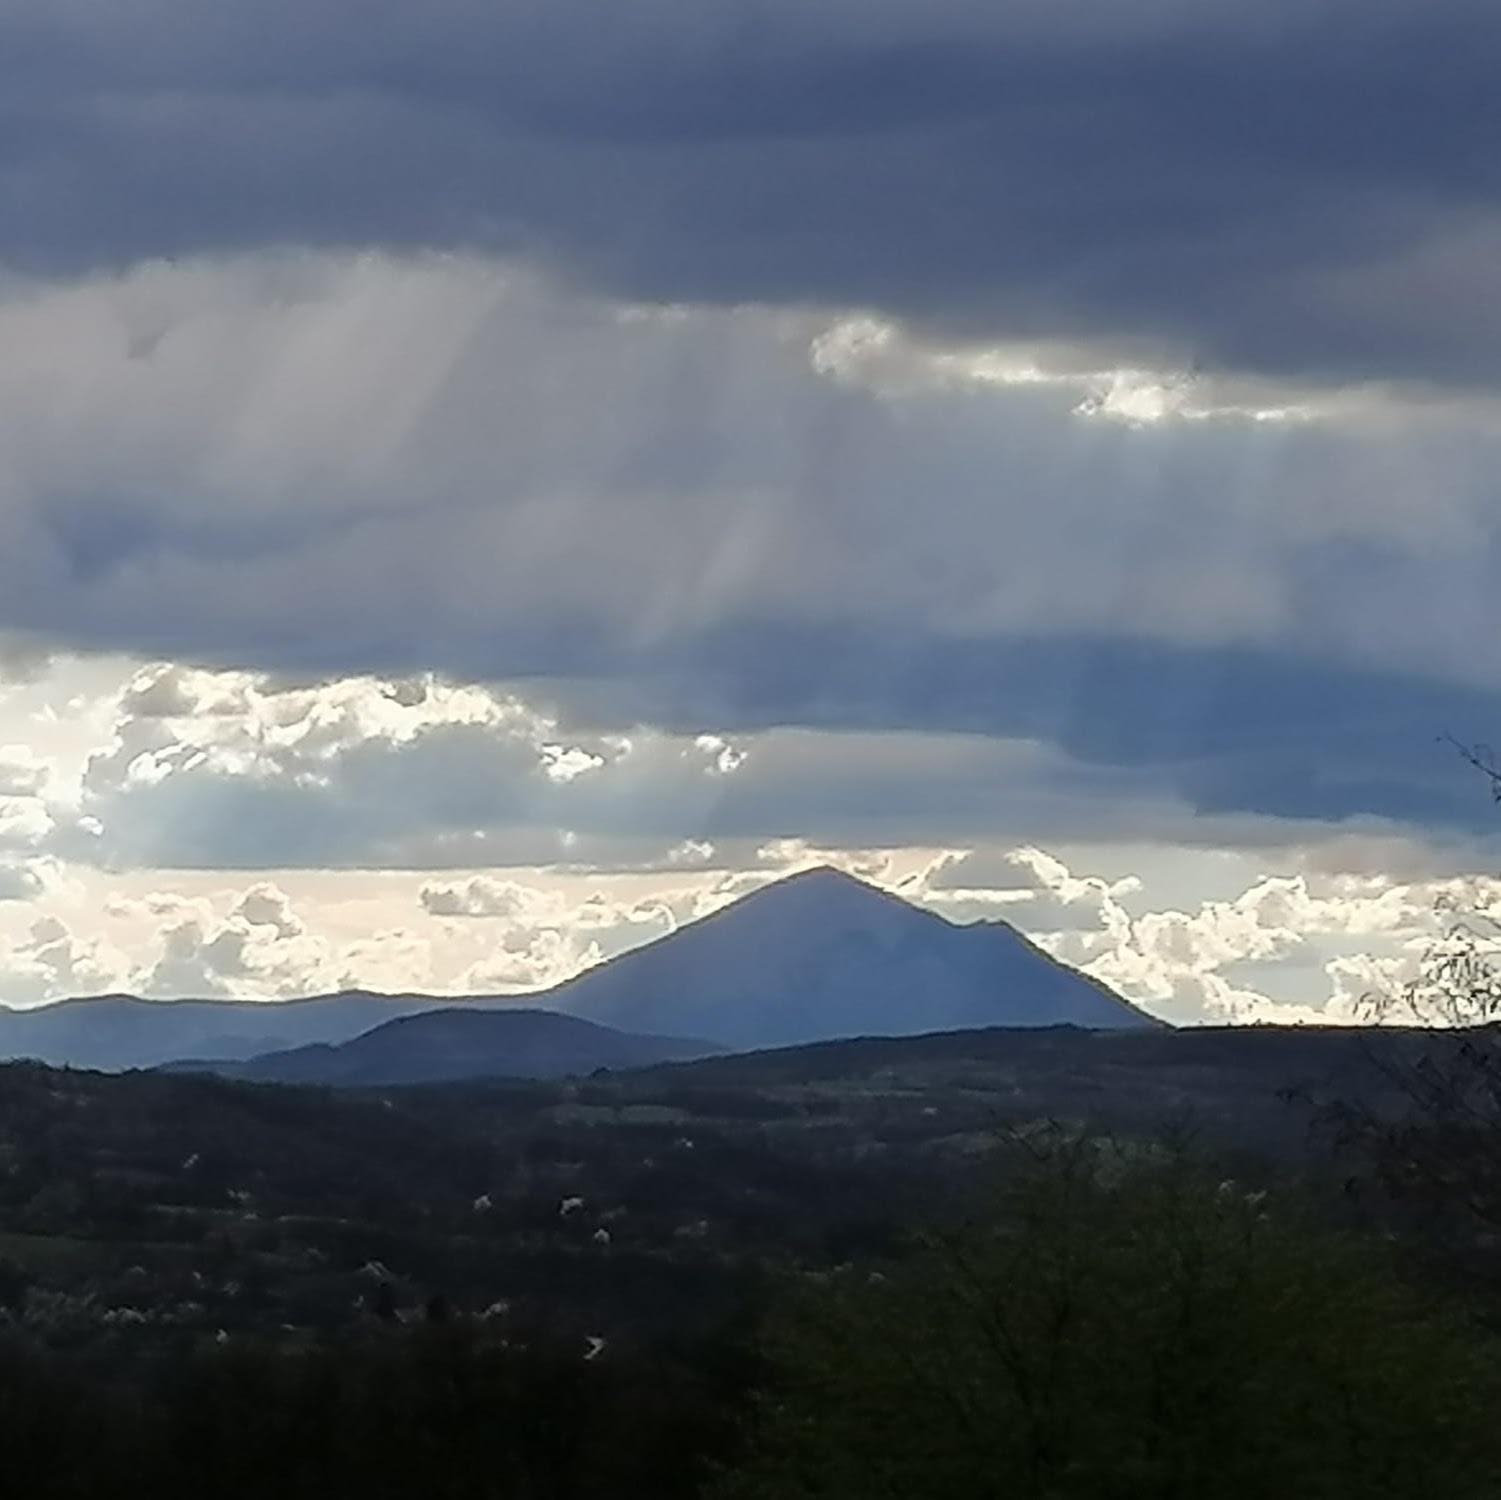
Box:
xmin=0 ymin=1319 xmax=755 ymax=1500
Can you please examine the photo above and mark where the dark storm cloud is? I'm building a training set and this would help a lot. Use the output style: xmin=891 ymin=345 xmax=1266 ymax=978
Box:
xmin=2 ymin=247 xmax=1500 ymax=843
xmin=536 ymin=629 xmax=1501 ymax=834
xmin=5 ymin=0 xmax=1501 ymax=387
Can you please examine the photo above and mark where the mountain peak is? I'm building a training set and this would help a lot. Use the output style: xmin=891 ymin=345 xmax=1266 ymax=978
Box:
xmin=682 ymin=865 xmax=932 ymax=957
xmin=740 ymin=864 xmax=892 ymax=906
xmin=769 ymin=863 xmax=868 ymax=887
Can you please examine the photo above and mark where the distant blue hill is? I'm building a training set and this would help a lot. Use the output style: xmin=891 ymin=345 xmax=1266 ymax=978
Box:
xmin=0 ymin=990 xmax=488 ymax=1071
xmin=195 ymin=1007 xmax=721 ymax=1086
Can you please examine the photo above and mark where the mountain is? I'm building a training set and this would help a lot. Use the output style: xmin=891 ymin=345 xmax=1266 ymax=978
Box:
xmin=0 ymin=867 xmax=1154 ymax=1072
xmin=550 ymin=866 xmax=1156 ymax=1048
xmin=200 ymin=1007 xmax=720 ymax=1086
xmin=0 ymin=991 xmax=516 ymax=1071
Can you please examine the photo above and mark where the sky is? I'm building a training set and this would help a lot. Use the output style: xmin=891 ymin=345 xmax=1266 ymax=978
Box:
xmin=1 ymin=1 xmax=1500 ymax=1023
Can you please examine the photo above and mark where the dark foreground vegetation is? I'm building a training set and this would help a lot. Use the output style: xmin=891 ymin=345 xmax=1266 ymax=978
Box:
xmin=3 ymin=1020 xmax=1501 ymax=1496
xmin=2 ymin=1319 xmax=752 ymax=1499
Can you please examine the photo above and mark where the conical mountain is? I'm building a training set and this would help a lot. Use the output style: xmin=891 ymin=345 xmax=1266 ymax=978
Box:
xmin=552 ymin=866 xmax=1156 ymax=1049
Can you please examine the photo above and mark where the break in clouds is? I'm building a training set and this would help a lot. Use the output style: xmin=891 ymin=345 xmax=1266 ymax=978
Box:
xmin=1 ymin=1 xmax=1501 ymax=1020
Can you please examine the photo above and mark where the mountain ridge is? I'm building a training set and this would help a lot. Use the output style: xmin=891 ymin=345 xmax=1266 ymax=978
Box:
xmin=0 ymin=990 xmax=517 ymax=1070
xmin=0 ymin=866 xmax=1158 ymax=1069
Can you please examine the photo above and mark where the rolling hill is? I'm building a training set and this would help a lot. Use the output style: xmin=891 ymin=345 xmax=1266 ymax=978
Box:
xmin=206 ymin=1006 xmax=720 ymax=1086
xmin=0 ymin=990 xmax=512 ymax=1071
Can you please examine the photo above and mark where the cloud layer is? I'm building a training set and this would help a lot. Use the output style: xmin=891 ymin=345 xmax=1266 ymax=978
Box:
xmin=0 ymin=825 xmax=1483 ymax=1027
xmin=1 ymin=258 xmax=1500 ymax=838
xmin=6 ymin=2 xmax=1501 ymax=391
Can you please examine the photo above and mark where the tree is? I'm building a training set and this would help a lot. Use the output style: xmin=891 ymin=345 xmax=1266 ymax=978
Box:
xmin=1315 ymin=742 xmax=1501 ymax=1243
xmin=718 ymin=1138 xmax=1501 ymax=1500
